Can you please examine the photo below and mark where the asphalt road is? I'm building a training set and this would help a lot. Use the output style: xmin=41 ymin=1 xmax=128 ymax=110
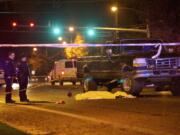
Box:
xmin=0 ymin=83 xmax=180 ymax=135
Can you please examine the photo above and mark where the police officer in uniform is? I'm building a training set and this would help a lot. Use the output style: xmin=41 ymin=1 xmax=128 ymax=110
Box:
xmin=4 ymin=52 xmax=16 ymax=103
xmin=17 ymin=55 xmax=30 ymax=102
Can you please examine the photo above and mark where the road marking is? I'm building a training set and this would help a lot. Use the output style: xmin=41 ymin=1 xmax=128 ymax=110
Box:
xmin=28 ymin=83 xmax=47 ymax=89
xmin=17 ymin=105 xmax=170 ymax=135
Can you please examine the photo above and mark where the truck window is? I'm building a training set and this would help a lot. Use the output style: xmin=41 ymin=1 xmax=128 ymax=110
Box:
xmin=65 ymin=61 xmax=73 ymax=68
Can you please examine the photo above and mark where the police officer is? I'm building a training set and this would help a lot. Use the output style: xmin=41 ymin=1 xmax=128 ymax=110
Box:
xmin=17 ymin=55 xmax=30 ymax=102
xmin=4 ymin=52 xmax=16 ymax=103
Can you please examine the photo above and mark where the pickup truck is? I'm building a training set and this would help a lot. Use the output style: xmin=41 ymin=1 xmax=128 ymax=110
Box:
xmin=77 ymin=39 xmax=180 ymax=96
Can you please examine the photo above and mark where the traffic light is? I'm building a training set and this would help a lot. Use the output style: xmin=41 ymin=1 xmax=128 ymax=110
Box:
xmin=29 ymin=22 xmax=35 ymax=27
xmin=11 ymin=21 xmax=17 ymax=27
xmin=87 ymin=29 xmax=95 ymax=36
xmin=53 ymin=27 xmax=61 ymax=35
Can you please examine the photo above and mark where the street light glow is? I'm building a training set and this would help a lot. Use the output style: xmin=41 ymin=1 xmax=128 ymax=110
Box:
xmin=111 ymin=6 xmax=118 ymax=12
xmin=69 ymin=26 xmax=74 ymax=32
xmin=58 ymin=37 xmax=63 ymax=41
xmin=33 ymin=47 xmax=38 ymax=52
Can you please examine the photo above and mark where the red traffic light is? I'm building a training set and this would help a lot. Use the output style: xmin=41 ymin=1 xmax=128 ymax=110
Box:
xmin=29 ymin=22 xmax=35 ymax=27
xmin=12 ymin=22 xmax=17 ymax=27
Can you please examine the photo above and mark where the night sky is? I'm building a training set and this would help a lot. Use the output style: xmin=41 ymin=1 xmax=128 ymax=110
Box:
xmin=0 ymin=0 xmax=179 ymax=58
xmin=0 ymin=0 xmax=149 ymax=44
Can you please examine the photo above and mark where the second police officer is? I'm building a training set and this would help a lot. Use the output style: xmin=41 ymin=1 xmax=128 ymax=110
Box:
xmin=17 ymin=54 xmax=31 ymax=102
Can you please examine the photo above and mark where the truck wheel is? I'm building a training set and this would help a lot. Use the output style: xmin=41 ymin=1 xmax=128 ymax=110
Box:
xmin=122 ymin=77 xmax=144 ymax=96
xmin=171 ymin=81 xmax=180 ymax=96
xmin=83 ymin=78 xmax=97 ymax=92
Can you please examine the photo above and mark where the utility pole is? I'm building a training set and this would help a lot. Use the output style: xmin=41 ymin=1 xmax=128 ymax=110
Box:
xmin=146 ymin=19 xmax=151 ymax=38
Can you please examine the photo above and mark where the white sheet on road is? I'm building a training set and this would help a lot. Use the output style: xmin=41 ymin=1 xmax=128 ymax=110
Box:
xmin=75 ymin=91 xmax=136 ymax=100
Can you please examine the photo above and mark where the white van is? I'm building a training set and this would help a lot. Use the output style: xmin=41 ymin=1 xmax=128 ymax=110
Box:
xmin=49 ymin=59 xmax=80 ymax=85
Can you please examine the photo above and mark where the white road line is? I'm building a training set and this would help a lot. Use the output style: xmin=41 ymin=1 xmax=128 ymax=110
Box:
xmin=17 ymin=105 xmax=170 ymax=135
xmin=27 ymin=83 xmax=46 ymax=89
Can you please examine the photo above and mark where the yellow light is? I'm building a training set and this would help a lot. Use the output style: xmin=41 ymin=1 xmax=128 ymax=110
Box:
xmin=58 ymin=37 xmax=63 ymax=41
xmin=61 ymin=71 xmax=65 ymax=75
xmin=111 ymin=6 xmax=118 ymax=12
xmin=33 ymin=47 xmax=37 ymax=52
xmin=69 ymin=26 xmax=74 ymax=32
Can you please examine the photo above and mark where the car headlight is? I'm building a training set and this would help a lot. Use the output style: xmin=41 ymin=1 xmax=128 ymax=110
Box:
xmin=133 ymin=58 xmax=147 ymax=67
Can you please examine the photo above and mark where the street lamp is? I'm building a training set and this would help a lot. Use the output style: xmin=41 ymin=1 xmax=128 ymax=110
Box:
xmin=58 ymin=36 xmax=63 ymax=41
xmin=68 ymin=26 xmax=75 ymax=43
xmin=68 ymin=26 xmax=74 ymax=32
xmin=111 ymin=6 xmax=118 ymax=12
xmin=111 ymin=5 xmax=119 ymax=39
xmin=33 ymin=47 xmax=38 ymax=52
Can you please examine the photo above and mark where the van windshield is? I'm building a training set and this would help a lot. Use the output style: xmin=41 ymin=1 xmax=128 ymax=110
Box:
xmin=65 ymin=61 xmax=73 ymax=68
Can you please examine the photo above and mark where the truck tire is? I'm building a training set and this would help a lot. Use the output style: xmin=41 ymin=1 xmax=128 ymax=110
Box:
xmin=83 ymin=77 xmax=97 ymax=92
xmin=171 ymin=80 xmax=180 ymax=96
xmin=122 ymin=77 xmax=144 ymax=96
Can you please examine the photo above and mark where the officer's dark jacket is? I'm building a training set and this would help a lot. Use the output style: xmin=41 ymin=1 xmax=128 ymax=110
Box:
xmin=4 ymin=58 xmax=16 ymax=77
xmin=17 ymin=62 xmax=30 ymax=79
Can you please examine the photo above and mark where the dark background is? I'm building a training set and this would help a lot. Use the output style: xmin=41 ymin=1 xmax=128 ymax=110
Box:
xmin=0 ymin=0 xmax=179 ymax=44
xmin=0 ymin=0 xmax=179 ymax=75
